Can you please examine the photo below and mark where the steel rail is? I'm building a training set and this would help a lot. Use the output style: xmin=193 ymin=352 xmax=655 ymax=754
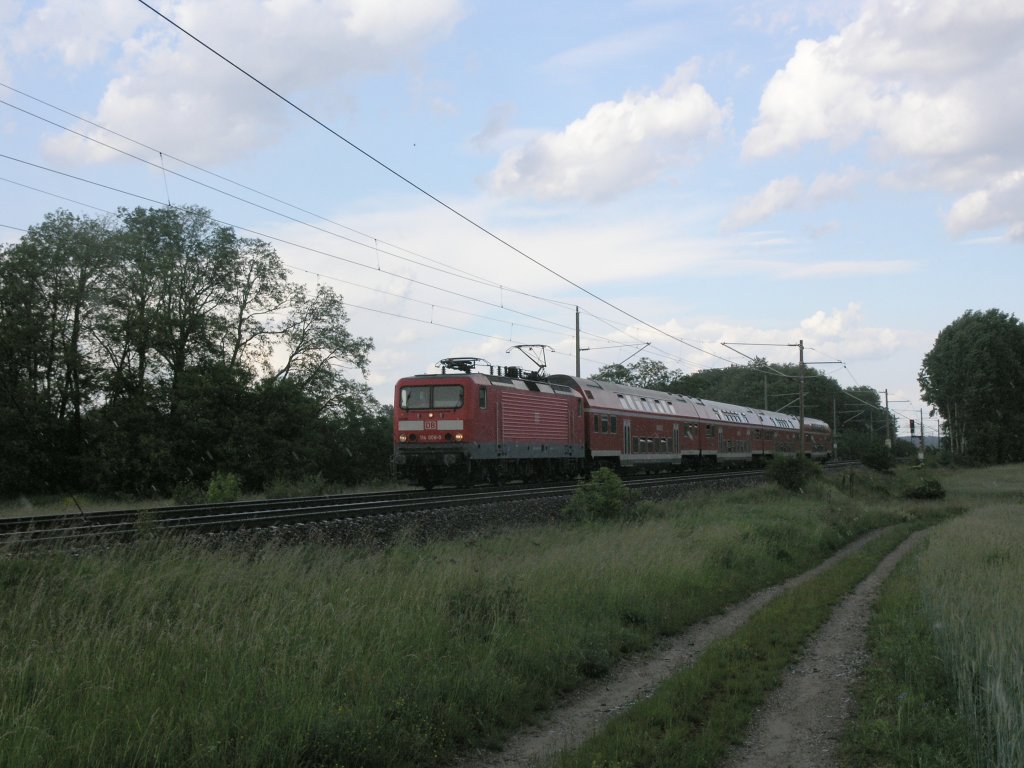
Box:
xmin=2 ymin=463 xmax=853 ymax=548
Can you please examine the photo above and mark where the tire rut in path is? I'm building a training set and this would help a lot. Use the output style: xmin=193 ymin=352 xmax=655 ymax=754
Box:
xmin=456 ymin=526 xmax=898 ymax=768
xmin=721 ymin=528 xmax=927 ymax=768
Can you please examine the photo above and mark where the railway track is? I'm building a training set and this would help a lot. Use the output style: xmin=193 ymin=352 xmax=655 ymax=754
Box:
xmin=0 ymin=483 xmax=580 ymax=547
xmin=1 ymin=464 xmax=850 ymax=548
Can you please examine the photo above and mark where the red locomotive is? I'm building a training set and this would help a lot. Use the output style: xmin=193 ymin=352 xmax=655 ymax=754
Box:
xmin=393 ymin=357 xmax=832 ymax=488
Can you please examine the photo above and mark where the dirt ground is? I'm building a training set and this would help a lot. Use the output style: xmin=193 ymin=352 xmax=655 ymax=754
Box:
xmin=457 ymin=527 xmax=924 ymax=768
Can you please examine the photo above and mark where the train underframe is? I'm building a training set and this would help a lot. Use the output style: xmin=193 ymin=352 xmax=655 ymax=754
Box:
xmin=395 ymin=449 xmax=586 ymax=489
xmin=395 ymin=448 xmax=829 ymax=489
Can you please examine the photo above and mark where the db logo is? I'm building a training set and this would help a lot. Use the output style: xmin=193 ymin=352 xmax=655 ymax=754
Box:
xmin=424 ymin=420 xmax=438 ymax=430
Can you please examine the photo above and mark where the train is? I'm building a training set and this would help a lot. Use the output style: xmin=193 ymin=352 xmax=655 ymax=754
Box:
xmin=392 ymin=357 xmax=832 ymax=488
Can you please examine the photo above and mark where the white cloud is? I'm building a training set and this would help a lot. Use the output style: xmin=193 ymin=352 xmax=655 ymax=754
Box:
xmin=780 ymin=259 xmax=914 ymax=278
xmin=722 ymin=168 xmax=862 ymax=230
xmin=489 ymin=63 xmax=728 ymax=202
xmin=543 ymin=24 xmax=683 ymax=73
xmin=798 ymin=303 xmax=902 ymax=359
xmin=946 ymin=169 xmax=1024 ymax=237
xmin=742 ymin=0 xmax=1024 ymax=237
xmin=744 ymin=0 xmax=1024 ymax=160
xmin=807 ymin=168 xmax=862 ymax=200
xmin=722 ymin=176 xmax=803 ymax=230
xmin=18 ymin=0 xmax=463 ymax=165
xmin=11 ymin=0 xmax=149 ymax=67
xmin=661 ymin=302 xmax=912 ymax=373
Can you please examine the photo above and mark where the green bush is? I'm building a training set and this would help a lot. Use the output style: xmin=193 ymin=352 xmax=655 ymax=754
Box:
xmin=172 ymin=481 xmax=204 ymax=505
xmin=861 ymin=447 xmax=895 ymax=473
xmin=902 ymin=477 xmax=946 ymax=499
xmin=564 ymin=468 xmax=634 ymax=521
xmin=205 ymin=472 xmax=241 ymax=503
xmin=766 ymin=456 xmax=822 ymax=492
xmin=265 ymin=473 xmax=330 ymax=499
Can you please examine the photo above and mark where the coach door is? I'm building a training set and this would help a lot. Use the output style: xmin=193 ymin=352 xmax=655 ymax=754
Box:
xmin=495 ymin=399 xmax=504 ymax=456
xmin=623 ymin=420 xmax=632 ymax=456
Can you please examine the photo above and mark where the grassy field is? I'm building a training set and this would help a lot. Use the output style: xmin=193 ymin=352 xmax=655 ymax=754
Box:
xmin=0 ymin=468 xmax=957 ymax=767
xmin=842 ymin=464 xmax=1024 ymax=767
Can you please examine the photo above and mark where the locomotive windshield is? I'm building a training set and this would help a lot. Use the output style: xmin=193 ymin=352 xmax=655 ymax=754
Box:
xmin=400 ymin=384 xmax=464 ymax=410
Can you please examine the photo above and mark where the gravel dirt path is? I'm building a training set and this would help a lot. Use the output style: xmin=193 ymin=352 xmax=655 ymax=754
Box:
xmin=721 ymin=528 xmax=927 ymax=768
xmin=457 ymin=526 xmax=911 ymax=768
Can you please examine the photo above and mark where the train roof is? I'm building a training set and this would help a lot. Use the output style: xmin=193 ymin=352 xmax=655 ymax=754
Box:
xmin=548 ymin=374 xmax=830 ymax=431
xmin=396 ymin=371 xmax=580 ymax=398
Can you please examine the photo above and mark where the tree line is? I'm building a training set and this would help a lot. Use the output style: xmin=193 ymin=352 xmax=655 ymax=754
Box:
xmin=0 ymin=207 xmax=391 ymax=498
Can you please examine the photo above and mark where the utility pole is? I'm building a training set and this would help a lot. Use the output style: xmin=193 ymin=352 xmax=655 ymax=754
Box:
xmin=884 ymin=388 xmax=891 ymax=452
xmin=920 ymin=407 xmax=925 ymax=462
xmin=833 ymin=397 xmax=838 ymax=459
xmin=798 ymin=339 xmax=805 ymax=456
xmin=879 ymin=389 xmax=909 ymax=456
xmin=575 ymin=306 xmax=580 ymax=377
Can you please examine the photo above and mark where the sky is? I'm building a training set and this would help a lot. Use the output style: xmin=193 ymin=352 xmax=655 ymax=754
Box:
xmin=2 ymin=0 xmax=1023 ymax=440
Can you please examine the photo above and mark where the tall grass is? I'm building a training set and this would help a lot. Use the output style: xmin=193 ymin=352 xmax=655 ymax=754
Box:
xmin=1 ymin=474 xmax=911 ymax=767
xmin=840 ymin=554 xmax=975 ymax=767
xmin=842 ymin=464 xmax=1024 ymax=767
xmin=916 ymin=504 xmax=1024 ymax=767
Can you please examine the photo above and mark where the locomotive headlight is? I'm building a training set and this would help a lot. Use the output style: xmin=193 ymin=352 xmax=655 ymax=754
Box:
xmin=455 ymin=433 xmax=464 ymax=441
xmin=399 ymin=434 xmax=408 ymax=442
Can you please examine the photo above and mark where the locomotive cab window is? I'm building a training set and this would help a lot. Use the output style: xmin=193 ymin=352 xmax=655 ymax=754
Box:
xmin=479 ymin=387 xmax=488 ymax=409
xmin=434 ymin=385 xmax=464 ymax=408
xmin=400 ymin=385 xmax=464 ymax=410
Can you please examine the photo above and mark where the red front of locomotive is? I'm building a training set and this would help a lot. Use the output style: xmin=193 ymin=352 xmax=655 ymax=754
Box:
xmin=393 ymin=369 xmax=587 ymax=487
xmin=393 ymin=373 xmax=493 ymax=488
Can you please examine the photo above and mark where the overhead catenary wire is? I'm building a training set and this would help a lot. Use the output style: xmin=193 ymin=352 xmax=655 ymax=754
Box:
xmin=0 ymin=174 xmax=618 ymax=363
xmin=1 ymin=86 xmax=704 ymax=364
xmin=3 ymin=167 xmax=885 ymax=391
xmin=0 ymin=94 xmax=544 ymax=305
xmin=133 ymin=0 xmax=735 ymax=367
xmin=0 ymin=79 xmax=542 ymax=297
xmin=0 ymin=84 xmax=728 ymax=373
xmin=0 ymin=165 xmax=635 ymax=358
xmin=0 ymin=159 xmax=851 ymax=386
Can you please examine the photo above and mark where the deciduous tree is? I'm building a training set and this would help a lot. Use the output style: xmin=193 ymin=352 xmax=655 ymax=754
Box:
xmin=919 ymin=309 xmax=1024 ymax=463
